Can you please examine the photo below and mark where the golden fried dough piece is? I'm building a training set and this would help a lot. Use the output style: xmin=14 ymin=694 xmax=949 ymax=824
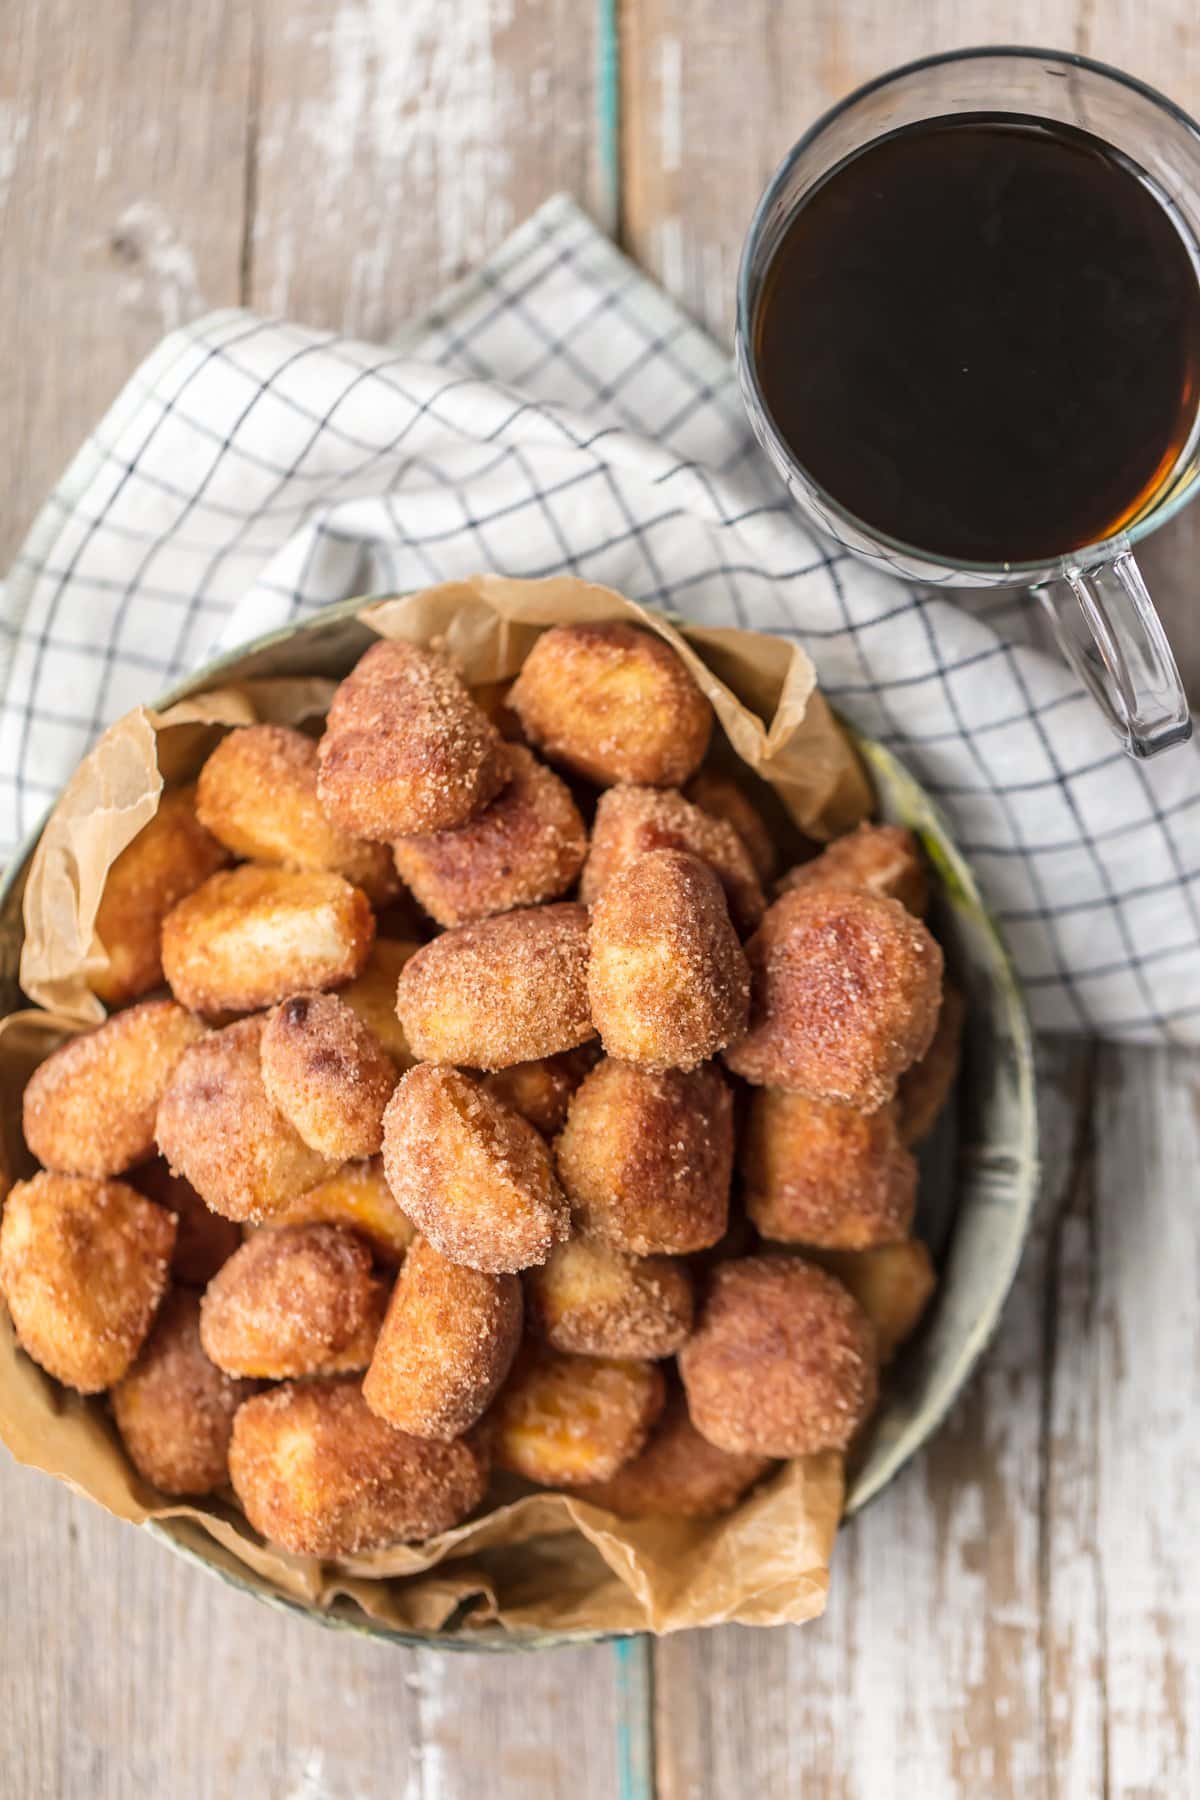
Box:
xmin=396 ymin=903 xmax=594 ymax=1070
xmin=90 ymin=786 xmax=230 ymax=1005
xmin=588 ymin=850 xmax=749 ymax=1071
xmin=576 ymin=1390 xmax=772 ymax=1518
xmin=525 ymin=1237 xmax=693 ymax=1359
xmin=133 ymin=1158 xmax=242 ymax=1285
xmin=685 ymin=769 xmax=778 ymax=884
xmin=363 ymin=1237 xmax=522 ymax=1440
xmin=196 ymin=724 xmax=399 ymax=903
xmin=472 ymin=679 xmax=525 ymax=742
xmin=317 ymin=638 xmax=506 ymax=840
xmin=741 ymin=1088 xmax=917 ymax=1250
xmin=155 ymin=1017 xmax=333 ymax=1223
xmin=382 ymin=1066 xmax=568 ymax=1273
xmin=260 ymin=993 xmax=396 ymax=1161
xmin=724 ymin=886 xmax=943 ymax=1110
xmin=392 ymin=745 xmax=587 ymax=928
xmin=200 ymin=1224 xmax=387 ymax=1379
xmin=229 ymin=1378 xmax=489 ymax=1556
xmin=22 ymin=999 xmax=207 ymax=1178
xmin=679 ymin=1255 xmax=878 ymax=1457
xmin=509 ymin=621 xmax=712 ymax=787
xmin=0 ymin=1172 xmax=174 ymax=1392
xmin=341 ymin=938 xmax=420 ymax=1069
xmin=556 ymin=1058 xmax=732 ymax=1255
xmin=491 ymin=1345 xmax=666 ymax=1486
xmin=581 ymin=786 xmax=765 ymax=934
xmin=480 ymin=1048 xmax=596 ymax=1138
xmin=896 ymin=984 xmax=965 ymax=1145
xmin=162 ymin=865 xmax=374 ymax=1016
xmin=812 ymin=1241 xmax=936 ymax=1362
xmin=270 ymin=1158 xmax=415 ymax=1265
xmin=111 ymin=1288 xmax=252 ymax=1495
xmin=777 ymin=822 xmax=930 ymax=917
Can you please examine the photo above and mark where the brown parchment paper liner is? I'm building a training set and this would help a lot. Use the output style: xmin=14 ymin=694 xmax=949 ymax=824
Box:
xmin=2 ymin=574 xmax=866 ymax=1637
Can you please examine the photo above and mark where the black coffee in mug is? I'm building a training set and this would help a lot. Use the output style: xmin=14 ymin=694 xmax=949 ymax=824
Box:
xmin=752 ymin=113 xmax=1200 ymax=564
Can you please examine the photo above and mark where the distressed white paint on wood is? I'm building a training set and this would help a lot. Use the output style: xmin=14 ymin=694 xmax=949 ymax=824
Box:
xmin=249 ymin=0 xmax=606 ymax=334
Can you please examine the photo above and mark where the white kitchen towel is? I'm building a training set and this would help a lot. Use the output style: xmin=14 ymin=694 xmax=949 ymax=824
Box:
xmin=2 ymin=194 xmax=1197 ymax=1040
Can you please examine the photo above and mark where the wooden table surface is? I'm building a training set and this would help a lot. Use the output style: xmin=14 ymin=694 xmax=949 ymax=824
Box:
xmin=2 ymin=5 xmax=1198 ymax=1796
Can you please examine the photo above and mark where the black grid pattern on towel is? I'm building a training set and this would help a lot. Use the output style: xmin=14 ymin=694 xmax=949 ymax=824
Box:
xmin=3 ymin=195 xmax=1198 ymax=1042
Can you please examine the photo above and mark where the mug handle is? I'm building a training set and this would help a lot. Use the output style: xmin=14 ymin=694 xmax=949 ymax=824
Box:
xmin=1033 ymin=551 xmax=1192 ymax=758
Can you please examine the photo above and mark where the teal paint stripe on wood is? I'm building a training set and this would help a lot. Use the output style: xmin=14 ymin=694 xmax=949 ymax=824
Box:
xmin=595 ymin=0 xmax=621 ymax=234
xmin=613 ymin=1636 xmax=656 ymax=1800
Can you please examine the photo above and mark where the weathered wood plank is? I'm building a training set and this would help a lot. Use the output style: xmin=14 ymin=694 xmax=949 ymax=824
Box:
xmin=653 ymin=1039 xmax=1092 ymax=1800
xmin=248 ymin=0 xmax=608 ymax=334
xmin=0 ymin=0 xmax=253 ymax=570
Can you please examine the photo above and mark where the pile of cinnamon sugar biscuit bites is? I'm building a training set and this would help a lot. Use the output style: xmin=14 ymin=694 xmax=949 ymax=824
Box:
xmin=0 ymin=620 xmax=960 ymax=1557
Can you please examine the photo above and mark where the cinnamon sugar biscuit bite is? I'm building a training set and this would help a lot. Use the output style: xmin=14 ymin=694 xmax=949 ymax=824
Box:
xmin=341 ymin=938 xmax=421 ymax=1069
xmin=111 ymin=1289 xmax=252 ymax=1496
xmin=196 ymin=724 xmax=400 ymax=904
xmin=490 ymin=1344 xmax=666 ymax=1486
xmin=0 ymin=1172 xmax=174 ymax=1392
xmin=155 ymin=1016 xmax=333 ymax=1222
xmin=588 ymin=850 xmax=750 ymax=1071
xmin=269 ymin=1158 xmax=415 ymax=1265
xmin=392 ymin=745 xmax=587 ymax=927
xmin=133 ymin=1159 xmax=242 ymax=1285
xmin=896 ymin=984 xmax=965 ymax=1145
xmin=317 ymin=638 xmax=506 ymax=840
xmin=23 ymin=999 xmax=207 ymax=1179
xmin=685 ymin=768 xmax=778 ymax=885
xmin=396 ymin=903 xmax=594 ymax=1070
xmin=576 ymin=1390 xmax=772 ymax=1519
xmin=741 ymin=1089 xmax=917 ymax=1250
xmin=724 ymin=886 xmax=943 ymax=1110
xmin=382 ymin=1065 xmax=568 ymax=1272
xmin=162 ymin=865 xmax=374 ymax=1016
xmin=581 ymin=785 xmax=765 ymax=934
xmin=679 ymin=1255 xmax=878 ymax=1457
xmin=811 ymin=1241 xmax=937 ymax=1363
xmin=261 ymin=992 xmax=396 ymax=1161
xmin=555 ymin=1058 xmax=732 ymax=1255
xmin=199 ymin=1224 xmax=387 ymax=1380
xmin=777 ymin=822 xmax=930 ymax=917
xmin=480 ymin=1047 xmax=597 ymax=1138
xmin=229 ymin=1378 xmax=489 ymax=1556
xmin=525 ymin=1236 xmax=694 ymax=1359
xmin=89 ymin=786 xmax=230 ymax=1006
xmin=509 ymin=621 xmax=712 ymax=787
xmin=362 ymin=1237 xmax=522 ymax=1440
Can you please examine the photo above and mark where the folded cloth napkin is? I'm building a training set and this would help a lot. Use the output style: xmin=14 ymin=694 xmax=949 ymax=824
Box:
xmin=2 ymin=195 xmax=1197 ymax=1040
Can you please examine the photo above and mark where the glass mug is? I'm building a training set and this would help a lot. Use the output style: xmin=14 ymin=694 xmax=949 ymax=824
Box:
xmin=735 ymin=46 xmax=1198 ymax=758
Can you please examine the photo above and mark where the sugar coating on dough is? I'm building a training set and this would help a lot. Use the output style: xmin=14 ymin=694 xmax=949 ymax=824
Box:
xmin=196 ymin=723 xmax=399 ymax=902
xmin=229 ymin=1378 xmax=489 ymax=1556
xmin=261 ymin=991 xmax=396 ymax=1160
xmin=588 ymin=850 xmax=750 ymax=1072
xmin=581 ymin=785 xmax=765 ymax=934
xmin=490 ymin=1344 xmax=667 ymax=1486
xmin=679 ymin=1255 xmax=878 ymax=1457
xmin=525 ymin=1235 xmax=694 ymax=1359
xmin=22 ymin=999 xmax=207 ymax=1179
xmin=685 ymin=768 xmax=778 ymax=884
xmin=0 ymin=1172 xmax=175 ymax=1393
xmin=741 ymin=1088 xmax=917 ymax=1250
xmin=317 ymin=638 xmax=505 ymax=840
xmin=396 ymin=903 xmax=594 ymax=1070
xmin=199 ymin=1223 xmax=388 ymax=1379
xmin=363 ymin=1235 xmax=522 ymax=1440
xmin=724 ymin=885 xmax=943 ymax=1110
xmin=381 ymin=1065 xmax=569 ymax=1273
xmin=111 ymin=1288 xmax=252 ymax=1496
xmin=776 ymin=822 xmax=930 ymax=917
xmin=392 ymin=744 xmax=587 ymax=927
xmin=575 ymin=1389 xmax=773 ymax=1519
xmin=508 ymin=621 xmax=712 ymax=787
xmin=896 ymin=984 xmax=965 ymax=1145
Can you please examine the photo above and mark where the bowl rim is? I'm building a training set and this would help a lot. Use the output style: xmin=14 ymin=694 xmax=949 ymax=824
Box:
xmin=0 ymin=594 xmax=1039 ymax=1651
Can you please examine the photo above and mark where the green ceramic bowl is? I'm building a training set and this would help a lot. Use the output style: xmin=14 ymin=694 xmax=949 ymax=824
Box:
xmin=0 ymin=599 xmax=1038 ymax=1650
